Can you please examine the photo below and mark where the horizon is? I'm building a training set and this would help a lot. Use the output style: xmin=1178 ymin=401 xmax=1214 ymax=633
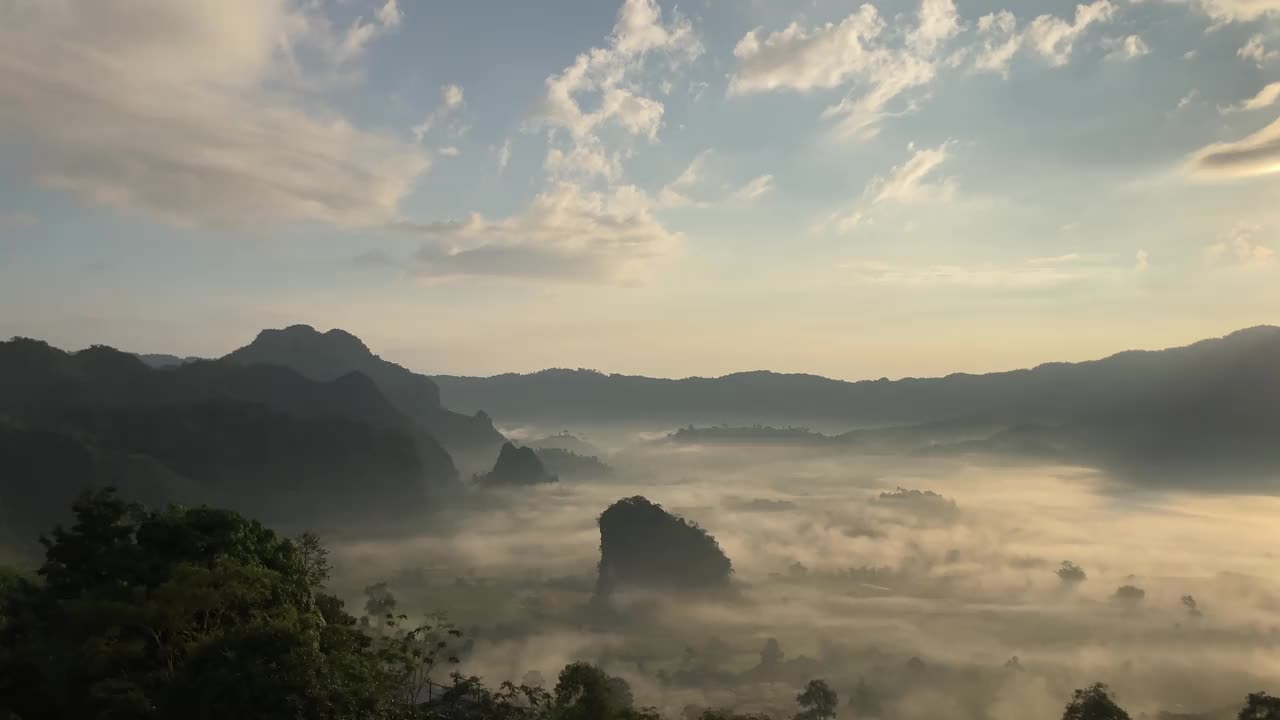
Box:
xmin=19 ymin=320 xmax=1276 ymax=384
xmin=2 ymin=0 xmax=1278 ymax=381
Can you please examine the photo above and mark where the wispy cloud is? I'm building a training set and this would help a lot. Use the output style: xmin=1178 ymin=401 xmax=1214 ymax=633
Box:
xmin=1186 ymin=117 xmax=1280 ymax=179
xmin=413 ymin=84 xmax=466 ymax=142
xmin=0 ymin=0 xmax=426 ymax=229
xmin=1221 ymin=82 xmax=1280 ymax=113
xmin=733 ymin=174 xmax=775 ymax=201
xmin=1206 ymin=223 xmax=1275 ymax=268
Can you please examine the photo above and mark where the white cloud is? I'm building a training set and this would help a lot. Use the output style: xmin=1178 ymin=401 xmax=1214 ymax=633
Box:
xmin=1135 ymin=249 xmax=1150 ymax=271
xmin=438 ymin=146 xmax=461 ymax=158
xmin=971 ymin=11 xmax=1022 ymax=76
xmin=532 ymin=0 xmax=701 ymax=180
xmin=1107 ymin=34 xmax=1151 ymax=60
xmin=1187 ymin=116 xmax=1280 ymax=178
xmin=1222 ymin=82 xmax=1280 ymax=113
xmin=1206 ymin=223 xmax=1275 ymax=267
xmin=544 ymin=142 xmax=623 ymax=181
xmin=1180 ymin=0 xmax=1280 ymax=23
xmin=657 ymin=150 xmax=713 ymax=207
xmin=337 ymin=0 xmax=403 ymax=62
xmin=868 ymin=142 xmax=955 ymax=204
xmin=1176 ymin=89 xmax=1200 ymax=110
xmin=1238 ymin=34 xmax=1280 ymax=67
xmin=969 ymin=2 xmax=1115 ymax=74
xmin=495 ymin=139 xmax=513 ymax=174
xmin=728 ymin=6 xmax=887 ymax=95
xmin=1025 ymin=1 xmax=1116 ymax=67
xmin=403 ymin=182 xmax=680 ymax=283
xmin=729 ymin=0 xmax=1116 ymax=138
xmin=816 ymin=141 xmax=955 ymax=235
xmin=413 ymin=83 xmax=466 ymax=141
xmin=733 ymin=174 xmax=775 ymax=200
xmin=0 ymin=0 xmax=427 ymax=229
xmin=729 ymin=1 xmax=953 ymax=139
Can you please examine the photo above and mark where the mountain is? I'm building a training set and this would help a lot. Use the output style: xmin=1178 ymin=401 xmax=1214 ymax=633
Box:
xmin=436 ymin=327 xmax=1280 ymax=488
xmin=136 ymin=353 xmax=203 ymax=368
xmin=475 ymin=442 xmax=557 ymax=486
xmin=224 ymin=325 xmax=505 ymax=470
xmin=594 ymin=496 xmax=732 ymax=601
xmin=0 ymin=338 xmax=455 ymax=544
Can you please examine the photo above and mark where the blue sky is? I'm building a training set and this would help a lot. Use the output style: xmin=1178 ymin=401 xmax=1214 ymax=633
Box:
xmin=1 ymin=0 xmax=1278 ymax=379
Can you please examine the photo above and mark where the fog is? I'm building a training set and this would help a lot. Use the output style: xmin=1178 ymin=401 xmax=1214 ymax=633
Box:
xmin=327 ymin=433 xmax=1280 ymax=719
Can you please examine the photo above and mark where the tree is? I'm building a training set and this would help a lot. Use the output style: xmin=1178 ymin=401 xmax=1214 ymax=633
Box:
xmin=760 ymin=638 xmax=785 ymax=669
xmin=795 ymin=679 xmax=838 ymax=720
xmin=0 ymin=488 xmax=409 ymax=720
xmin=552 ymin=662 xmax=653 ymax=720
xmin=1057 ymin=561 xmax=1087 ymax=584
xmin=850 ymin=677 xmax=882 ymax=718
xmin=1239 ymin=692 xmax=1280 ymax=720
xmin=1061 ymin=683 xmax=1131 ymax=720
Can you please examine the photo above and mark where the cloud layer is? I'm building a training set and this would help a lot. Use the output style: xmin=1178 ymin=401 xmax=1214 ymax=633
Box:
xmin=0 ymin=0 xmax=427 ymax=228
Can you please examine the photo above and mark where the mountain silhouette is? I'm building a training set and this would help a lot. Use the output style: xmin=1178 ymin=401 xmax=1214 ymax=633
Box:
xmin=0 ymin=338 xmax=455 ymax=545
xmin=475 ymin=441 xmax=557 ymax=486
xmin=224 ymin=325 xmax=505 ymax=470
xmin=594 ymin=496 xmax=732 ymax=601
xmin=435 ymin=327 xmax=1280 ymax=488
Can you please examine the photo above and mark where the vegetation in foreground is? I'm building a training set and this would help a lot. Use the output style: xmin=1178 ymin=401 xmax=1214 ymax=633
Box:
xmin=1 ymin=490 xmax=1277 ymax=720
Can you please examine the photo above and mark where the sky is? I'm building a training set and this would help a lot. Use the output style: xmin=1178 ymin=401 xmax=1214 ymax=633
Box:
xmin=0 ymin=0 xmax=1278 ymax=380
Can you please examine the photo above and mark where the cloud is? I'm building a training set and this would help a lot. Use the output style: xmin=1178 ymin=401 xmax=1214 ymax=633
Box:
xmin=1106 ymin=34 xmax=1151 ymax=60
xmin=733 ymin=174 xmax=775 ymax=200
xmin=971 ymin=11 xmax=1022 ymax=76
xmin=438 ymin=146 xmax=461 ymax=158
xmin=1180 ymin=0 xmax=1280 ymax=23
xmin=657 ymin=150 xmax=714 ymax=208
xmin=1186 ymin=116 xmax=1280 ymax=178
xmin=413 ymin=83 xmax=466 ymax=141
xmin=1025 ymin=1 xmax=1116 ymax=66
xmin=729 ymin=1 xmax=955 ymax=139
xmin=968 ymin=2 xmax=1115 ymax=74
xmin=532 ymin=0 xmax=701 ymax=179
xmin=0 ymin=0 xmax=427 ymax=229
xmin=1222 ymin=82 xmax=1280 ymax=113
xmin=495 ymin=139 xmax=513 ymax=174
xmin=401 ymin=182 xmax=680 ymax=283
xmin=1206 ymin=223 xmax=1275 ymax=267
xmin=729 ymin=0 xmax=1115 ymax=138
xmin=840 ymin=259 xmax=1087 ymax=289
xmin=336 ymin=0 xmax=402 ymax=63
xmin=1135 ymin=249 xmax=1150 ymax=271
xmin=1238 ymin=34 xmax=1280 ymax=67
xmin=868 ymin=142 xmax=955 ymax=204
xmin=1176 ymin=89 xmax=1200 ymax=110
xmin=816 ymin=141 xmax=955 ymax=235
xmin=0 ymin=211 xmax=38 ymax=229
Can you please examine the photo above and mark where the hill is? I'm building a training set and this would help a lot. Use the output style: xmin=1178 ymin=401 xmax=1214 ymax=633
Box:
xmin=224 ymin=325 xmax=505 ymax=470
xmin=0 ymin=338 xmax=455 ymax=544
xmin=435 ymin=327 xmax=1280 ymax=488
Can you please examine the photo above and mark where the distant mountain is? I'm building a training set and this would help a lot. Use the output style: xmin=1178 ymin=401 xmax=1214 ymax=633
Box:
xmin=475 ymin=442 xmax=557 ymax=486
xmin=0 ymin=338 xmax=455 ymax=544
xmin=224 ymin=325 xmax=505 ymax=470
xmin=437 ymin=327 xmax=1280 ymax=488
xmin=135 ymin=353 xmax=204 ymax=368
xmin=535 ymin=447 xmax=613 ymax=480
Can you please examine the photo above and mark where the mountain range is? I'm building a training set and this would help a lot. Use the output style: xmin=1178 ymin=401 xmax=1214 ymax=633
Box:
xmin=3 ymin=324 xmax=1278 ymax=551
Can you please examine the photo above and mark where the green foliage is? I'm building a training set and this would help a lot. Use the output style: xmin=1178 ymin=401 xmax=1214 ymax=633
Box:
xmin=1061 ymin=683 xmax=1131 ymax=720
xmin=794 ymin=679 xmax=838 ymax=720
xmin=0 ymin=488 xmax=407 ymax=720
xmin=1239 ymin=693 xmax=1280 ymax=720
